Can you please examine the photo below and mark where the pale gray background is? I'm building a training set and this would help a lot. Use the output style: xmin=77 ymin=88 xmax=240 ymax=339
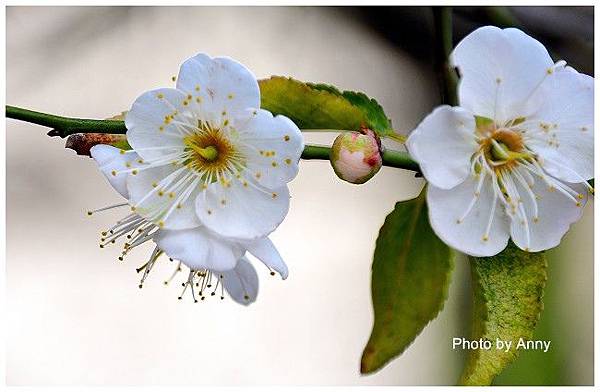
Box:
xmin=6 ymin=6 xmax=593 ymax=385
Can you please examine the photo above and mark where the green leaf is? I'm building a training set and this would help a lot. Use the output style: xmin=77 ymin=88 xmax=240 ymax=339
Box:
xmin=361 ymin=190 xmax=454 ymax=374
xmin=459 ymin=243 xmax=547 ymax=386
xmin=259 ymin=77 xmax=394 ymax=136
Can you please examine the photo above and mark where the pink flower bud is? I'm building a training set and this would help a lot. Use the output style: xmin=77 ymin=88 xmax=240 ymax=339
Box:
xmin=330 ymin=128 xmax=383 ymax=184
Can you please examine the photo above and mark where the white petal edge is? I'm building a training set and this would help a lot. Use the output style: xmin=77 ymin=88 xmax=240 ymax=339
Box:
xmin=525 ymin=66 xmax=594 ymax=182
xmin=125 ymin=88 xmax=190 ymax=162
xmin=234 ymin=108 xmax=304 ymax=190
xmin=451 ymin=26 xmax=554 ymax=123
xmin=427 ymin=174 xmax=511 ymax=257
xmin=176 ymin=53 xmax=260 ymax=122
xmin=222 ymin=257 xmax=259 ymax=305
xmin=153 ymin=227 xmax=242 ymax=272
xmin=406 ymin=105 xmax=477 ymax=190
xmin=246 ymin=237 xmax=289 ymax=279
xmin=196 ymin=179 xmax=290 ymax=240
xmin=509 ymin=169 xmax=588 ymax=252
xmin=90 ymin=144 xmax=140 ymax=199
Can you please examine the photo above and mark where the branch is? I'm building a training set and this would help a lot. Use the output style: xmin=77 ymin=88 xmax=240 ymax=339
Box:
xmin=6 ymin=105 xmax=421 ymax=173
xmin=432 ymin=6 xmax=458 ymax=106
xmin=7 ymin=105 xmax=127 ymax=136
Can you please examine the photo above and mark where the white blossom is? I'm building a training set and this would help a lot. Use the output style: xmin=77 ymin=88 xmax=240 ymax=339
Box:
xmin=86 ymin=53 xmax=302 ymax=303
xmin=407 ymin=26 xmax=593 ymax=256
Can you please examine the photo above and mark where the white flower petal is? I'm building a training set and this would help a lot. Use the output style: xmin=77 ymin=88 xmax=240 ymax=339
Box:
xmin=90 ymin=144 xmax=141 ymax=199
xmin=234 ymin=109 xmax=304 ymax=190
xmin=451 ymin=26 xmax=554 ymax=122
xmin=176 ymin=54 xmax=260 ymax=123
xmin=127 ymin=165 xmax=201 ymax=230
xmin=196 ymin=178 xmax=290 ymax=240
xmin=125 ymin=88 xmax=191 ymax=161
xmin=524 ymin=66 xmax=594 ymax=182
xmin=427 ymin=175 xmax=511 ymax=257
xmin=406 ymin=105 xmax=477 ymax=189
xmin=153 ymin=228 xmax=209 ymax=271
xmin=222 ymin=257 xmax=259 ymax=305
xmin=509 ymin=169 xmax=587 ymax=252
xmin=246 ymin=237 xmax=289 ymax=279
xmin=154 ymin=227 xmax=242 ymax=271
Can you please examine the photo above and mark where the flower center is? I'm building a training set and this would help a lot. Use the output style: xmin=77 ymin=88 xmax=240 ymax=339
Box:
xmin=480 ymin=128 xmax=531 ymax=168
xmin=182 ymin=122 xmax=244 ymax=181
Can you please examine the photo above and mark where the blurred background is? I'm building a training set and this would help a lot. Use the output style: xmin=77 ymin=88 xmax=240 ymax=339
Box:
xmin=6 ymin=6 xmax=593 ymax=385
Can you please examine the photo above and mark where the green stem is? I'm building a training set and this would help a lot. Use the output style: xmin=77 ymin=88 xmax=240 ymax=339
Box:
xmin=432 ymin=6 xmax=458 ymax=106
xmin=6 ymin=105 xmax=127 ymax=136
xmin=484 ymin=6 xmax=522 ymax=28
xmin=6 ymin=105 xmax=421 ymax=173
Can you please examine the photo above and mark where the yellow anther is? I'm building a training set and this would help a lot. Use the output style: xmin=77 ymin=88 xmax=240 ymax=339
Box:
xmin=272 ymin=193 xmax=278 ymax=199
xmin=285 ymin=158 xmax=292 ymax=165
xmin=132 ymin=169 xmax=138 ymax=175
xmin=284 ymin=135 xmax=290 ymax=141
xmin=158 ymin=220 xmax=165 ymax=228
xmin=157 ymin=93 xmax=164 ymax=99
xmin=195 ymin=85 xmax=200 ymax=91
xmin=171 ymin=76 xmax=176 ymax=82
xmin=119 ymin=149 xmax=126 ymax=155
xmin=168 ymin=192 xmax=175 ymax=198
xmin=158 ymin=190 xmax=164 ymax=197
xmin=111 ymin=170 xmax=117 ymax=176
xmin=271 ymin=162 xmax=278 ymax=167
xmin=482 ymin=235 xmax=489 ymax=242
xmin=221 ymin=199 xmax=226 ymax=205
xmin=227 ymin=94 xmax=234 ymax=99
